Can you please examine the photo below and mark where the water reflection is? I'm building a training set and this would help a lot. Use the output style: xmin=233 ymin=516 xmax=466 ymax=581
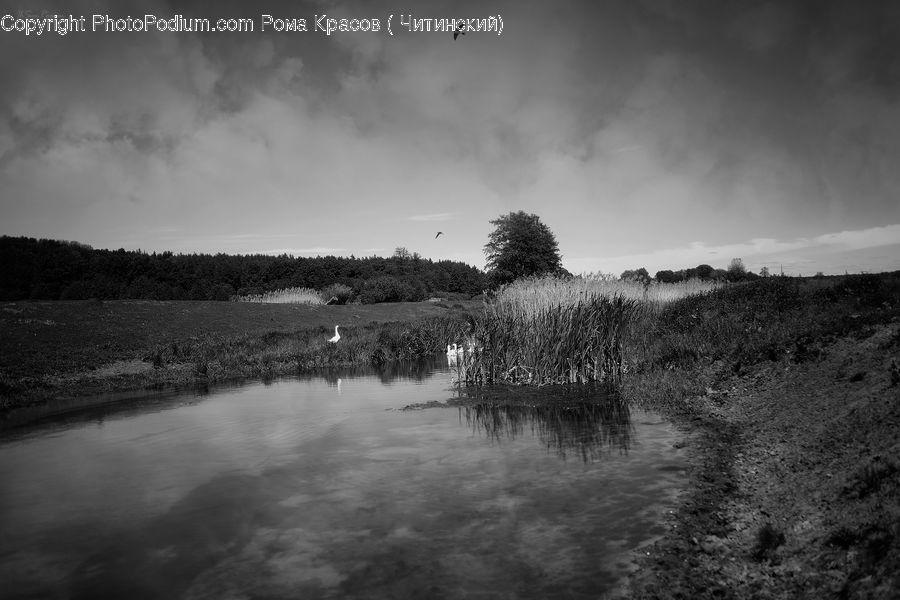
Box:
xmin=0 ymin=360 xmax=687 ymax=600
xmin=293 ymin=356 xmax=444 ymax=387
xmin=374 ymin=357 xmax=442 ymax=383
xmin=4 ymin=357 xmax=449 ymax=434
xmin=457 ymin=386 xmax=633 ymax=463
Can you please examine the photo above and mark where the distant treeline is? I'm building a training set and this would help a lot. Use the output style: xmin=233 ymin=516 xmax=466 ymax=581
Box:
xmin=622 ymin=260 xmax=763 ymax=284
xmin=0 ymin=236 xmax=488 ymax=302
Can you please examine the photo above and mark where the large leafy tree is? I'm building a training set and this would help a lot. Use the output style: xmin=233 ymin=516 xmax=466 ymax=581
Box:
xmin=484 ymin=211 xmax=563 ymax=286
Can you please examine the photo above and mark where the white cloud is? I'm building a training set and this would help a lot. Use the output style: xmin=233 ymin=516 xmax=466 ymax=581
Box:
xmin=566 ymin=224 xmax=900 ymax=276
xmin=263 ymin=247 xmax=349 ymax=256
xmin=407 ymin=213 xmax=456 ymax=222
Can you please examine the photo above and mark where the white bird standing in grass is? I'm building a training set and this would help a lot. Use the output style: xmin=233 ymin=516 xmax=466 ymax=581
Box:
xmin=328 ymin=325 xmax=341 ymax=343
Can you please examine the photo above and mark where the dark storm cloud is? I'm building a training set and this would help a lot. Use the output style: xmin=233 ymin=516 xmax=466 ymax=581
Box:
xmin=0 ymin=0 xmax=897 ymax=271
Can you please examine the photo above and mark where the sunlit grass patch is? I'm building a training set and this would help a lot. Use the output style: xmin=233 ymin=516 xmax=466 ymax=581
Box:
xmin=642 ymin=278 xmax=723 ymax=305
xmin=491 ymin=274 xmax=722 ymax=312
xmin=235 ymin=287 xmax=324 ymax=305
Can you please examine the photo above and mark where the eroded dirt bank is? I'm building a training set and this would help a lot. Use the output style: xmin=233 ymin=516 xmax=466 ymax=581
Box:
xmin=617 ymin=320 xmax=900 ymax=599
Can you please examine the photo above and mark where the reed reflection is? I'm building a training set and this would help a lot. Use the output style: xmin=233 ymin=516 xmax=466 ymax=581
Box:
xmin=459 ymin=390 xmax=633 ymax=463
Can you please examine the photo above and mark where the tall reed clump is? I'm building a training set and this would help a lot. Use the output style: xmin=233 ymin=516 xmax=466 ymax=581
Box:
xmin=457 ymin=276 xmax=644 ymax=386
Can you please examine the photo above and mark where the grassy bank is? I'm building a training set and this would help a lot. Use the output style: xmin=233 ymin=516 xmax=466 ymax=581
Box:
xmin=0 ymin=299 xmax=476 ymax=419
xmin=622 ymin=273 xmax=899 ymax=408
xmin=617 ymin=272 xmax=900 ymax=599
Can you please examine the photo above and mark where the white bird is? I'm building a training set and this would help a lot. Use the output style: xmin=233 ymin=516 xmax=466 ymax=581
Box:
xmin=328 ymin=325 xmax=341 ymax=343
xmin=445 ymin=343 xmax=468 ymax=356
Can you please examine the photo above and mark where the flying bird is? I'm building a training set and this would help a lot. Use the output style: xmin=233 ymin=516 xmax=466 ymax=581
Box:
xmin=435 ymin=231 xmax=444 ymax=239
xmin=453 ymin=23 xmax=466 ymax=40
xmin=328 ymin=325 xmax=341 ymax=343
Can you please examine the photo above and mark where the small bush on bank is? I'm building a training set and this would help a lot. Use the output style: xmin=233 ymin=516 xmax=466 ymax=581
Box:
xmin=320 ymin=283 xmax=353 ymax=304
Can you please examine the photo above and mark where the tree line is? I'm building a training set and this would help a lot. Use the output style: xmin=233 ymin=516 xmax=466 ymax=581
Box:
xmin=0 ymin=236 xmax=487 ymax=302
xmin=621 ymin=258 xmax=761 ymax=285
xmin=1 ymin=215 xmax=773 ymax=303
xmin=484 ymin=211 xmax=764 ymax=286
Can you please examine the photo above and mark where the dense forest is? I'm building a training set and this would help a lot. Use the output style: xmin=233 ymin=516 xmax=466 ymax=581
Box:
xmin=0 ymin=236 xmax=488 ymax=302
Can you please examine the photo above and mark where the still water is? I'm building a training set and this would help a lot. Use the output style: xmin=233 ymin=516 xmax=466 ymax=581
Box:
xmin=0 ymin=358 xmax=687 ymax=599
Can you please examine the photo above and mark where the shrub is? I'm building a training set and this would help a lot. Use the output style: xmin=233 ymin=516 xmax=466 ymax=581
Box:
xmin=359 ymin=276 xmax=424 ymax=304
xmin=320 ymin=283 xmax=353 ymax=304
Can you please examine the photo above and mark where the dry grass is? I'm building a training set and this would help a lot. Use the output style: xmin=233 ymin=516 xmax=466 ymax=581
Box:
xmin=492 ymin=274 xmax=721 ymax=313
xmin=235 ymin=287 xmax=324 ymax=304
xmin=642 ymin=279 xmax=723 ymax=305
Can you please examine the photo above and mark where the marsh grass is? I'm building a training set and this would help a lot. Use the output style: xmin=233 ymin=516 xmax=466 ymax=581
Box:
xmin=454 ymin=276 xmax=647 ymax=386
xmin=235 ymin=287 xmax=324 ymax=304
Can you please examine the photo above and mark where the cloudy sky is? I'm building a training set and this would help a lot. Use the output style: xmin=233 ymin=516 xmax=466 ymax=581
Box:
xmin=1 ymin=0 xmax=899 ymax=276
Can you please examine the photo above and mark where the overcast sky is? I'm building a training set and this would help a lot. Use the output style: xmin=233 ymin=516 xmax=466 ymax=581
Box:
xmin=2 ymin=0 xmax=899 ymax=276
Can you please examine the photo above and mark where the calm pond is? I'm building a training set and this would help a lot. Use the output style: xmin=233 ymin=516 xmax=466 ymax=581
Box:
xmin=0 ymin=357 xmax=687 ymax=599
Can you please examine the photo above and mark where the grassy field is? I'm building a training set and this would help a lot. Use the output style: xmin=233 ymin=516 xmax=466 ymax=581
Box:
xmin=0 ymin=298 xmax=478 ymax=415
